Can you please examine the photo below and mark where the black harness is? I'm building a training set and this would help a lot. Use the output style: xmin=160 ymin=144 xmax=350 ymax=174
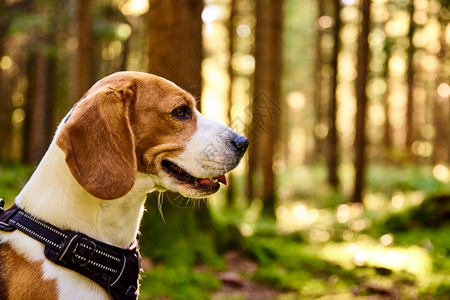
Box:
xmin=0 ymin=199 xmax=140 ymax=300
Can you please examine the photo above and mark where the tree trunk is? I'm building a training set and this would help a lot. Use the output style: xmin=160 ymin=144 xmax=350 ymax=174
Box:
xmin=383 ymin=41 xmax=393 ymax=162
xmin=434 ymin=4 xmax=449 ymax=164
xmin=0 ymin=69 xmax=13 ymax=162
xmin=226 ymin=0 xmax=237 ymax=206
xmin=148 ymin=0 xmax=203 ymax=102
xmin=353 ymin=0 xmax=371 ymax=203
xmin=314 ymin=0 xmax=325 ymax=163
xmin=405 ymin=0 xmax=415 ymax=159
xmin=0 ymin=3 xmax=14 ymax=162
xmin=23 ymin=53 xmax=50 ymax=164
xmin=251 ymin=0 xmax=283 ymax=215
xmin=23 ymin=2 xmax=58 ymax=164
xmin=0 ymin=34 xmax=12 ymax=163
xmin=74 ymin=0 xmax=93 ymax=101
xmin=147 ymin=0 xmax=212 ymax=226
xmin=327 ymin=0 xmax=341 ymax=188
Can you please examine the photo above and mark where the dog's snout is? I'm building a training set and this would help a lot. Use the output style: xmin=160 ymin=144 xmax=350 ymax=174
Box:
xmin=231 ymin=135 xmax=249 ymax=153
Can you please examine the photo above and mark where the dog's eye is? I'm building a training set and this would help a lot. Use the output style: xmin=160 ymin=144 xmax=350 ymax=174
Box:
xmin=171 ymin=105 xmax=191 ymax=120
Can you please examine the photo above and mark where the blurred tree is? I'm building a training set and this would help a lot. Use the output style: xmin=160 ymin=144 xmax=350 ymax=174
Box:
xmin=327 ymin=0 xmax=341 ymax=189
xmin=314 ymin=0 xmax=326 ymax=163
xmin=92 ymin=3 xmax=133 ymax=79
xmin=23 ymin=0 xmax=58 ymax=164
xmin=353 ymin=0 xmax=371 ymax=203
xmin=434 ymin=0 xmax=449 ymax=164
xmin=0 ymin=1 xmax=13 ymax=163
xmin=382 ymin=39 xmax=394 ymax=162
xmin=226 ymin=0 xmax=237 ymax=205
xmin=147 ymin=0 xmax=214 ymax=225
xmin=148 ymin=0 xmax=203 ymax=102
xmin=250 ymin=0 xmax=283 ymax=215
xmin=0 ymin=0 xmax=28 ymax=162
xmin=247 ymin=4 xmax=260 ymax=205
xmin=0 ymin=74 xmax=13 ymax=162
xmin=74 ymin=0 xmax=93 ymax=101
xmin=405 ymin=0 xmax=415 ymax=160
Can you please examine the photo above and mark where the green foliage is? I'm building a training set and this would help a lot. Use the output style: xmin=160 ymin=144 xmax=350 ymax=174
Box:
xmin=139 ymin=266 xmax=220 ymax=300
xmin=0 ymin=164 xmax=33 ymax=206
xmin=379 ymin=195 xmax=450 ymax=232
xmin=244 ymin=235 xmax=358 ymax=297
xmin=367 ymin=165 xmax=448 ymax=195
xmin=410 ymin=195 xmax=450 ymax=228
xmin=432 ymin=281 xmax=450 ymax=299
xmin=94 ymin=21 xmax=130 ymax=41
xmin=439 ymin=0 xmax=450 ymax=9
xmin=139 ymin=193 xmax=224 ymax=269
xmin=8 ymin=13 xmax=45 ymax=35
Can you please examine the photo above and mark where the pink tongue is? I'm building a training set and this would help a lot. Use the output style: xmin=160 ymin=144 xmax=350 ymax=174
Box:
xmin=198 ymin=178 xmax=215 ymax=186
xmin=217 ymin=175 xmax=227 ymax=185
xmin=197 ymin=175 xmax=227 ymax=186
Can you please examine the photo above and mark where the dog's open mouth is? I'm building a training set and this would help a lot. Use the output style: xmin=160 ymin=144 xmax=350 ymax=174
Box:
xmin=161 ymin=160 xmax=227 ymax=189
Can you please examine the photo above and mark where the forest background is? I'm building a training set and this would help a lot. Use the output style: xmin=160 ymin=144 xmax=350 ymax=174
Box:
xmin=0 ymin=0 xmax=450 ymax=299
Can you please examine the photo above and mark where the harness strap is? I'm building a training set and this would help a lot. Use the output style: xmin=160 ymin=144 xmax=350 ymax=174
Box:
xmin=0 ymin=200 xmax=140 ymax=300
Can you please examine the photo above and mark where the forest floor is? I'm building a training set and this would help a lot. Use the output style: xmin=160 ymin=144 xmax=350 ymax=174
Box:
xmin=139 ymin=218 xmax=450 ymax=300
xmin=1 ymin=164 xmax=450 ymax=299
xmin=211 ymin=251 xmax=280 ymax=300
xmin=137 ymin=164 xmax=450 ymax=300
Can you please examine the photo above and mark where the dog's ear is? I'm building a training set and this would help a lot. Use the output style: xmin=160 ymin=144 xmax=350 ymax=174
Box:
xmin=57 ymin=82 xmax=137 ymax=200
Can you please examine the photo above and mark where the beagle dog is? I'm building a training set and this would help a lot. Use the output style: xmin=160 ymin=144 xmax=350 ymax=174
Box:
xmin=0 ymin=71 xmax=248 ymax=299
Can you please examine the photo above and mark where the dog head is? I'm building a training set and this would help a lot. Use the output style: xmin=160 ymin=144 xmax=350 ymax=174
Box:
xmin=56 ymin=72 xmax=248 ymax=200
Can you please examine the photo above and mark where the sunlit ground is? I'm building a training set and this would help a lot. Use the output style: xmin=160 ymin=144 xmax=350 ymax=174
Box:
xmin=207 ymin=163 xmax=450 ymax=297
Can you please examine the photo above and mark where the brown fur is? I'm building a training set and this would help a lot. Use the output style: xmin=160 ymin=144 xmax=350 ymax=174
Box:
xmin=56 ymin=72 xmax=198 ymax=200
xmin=0 ymin=243 xmax=58 ymax=300
xmin=57 ymin=83 xmax=137 ymax=200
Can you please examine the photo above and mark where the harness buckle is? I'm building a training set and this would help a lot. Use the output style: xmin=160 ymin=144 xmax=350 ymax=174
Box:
xmin=0 ymin=203 xmax=20 ymax=232
xmin=72 ymin=238 xmax=97 ymax=267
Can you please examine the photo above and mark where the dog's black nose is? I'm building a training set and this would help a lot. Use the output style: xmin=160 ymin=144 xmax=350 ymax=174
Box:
xmin=232 ymin=135 xmax=249 ymax=152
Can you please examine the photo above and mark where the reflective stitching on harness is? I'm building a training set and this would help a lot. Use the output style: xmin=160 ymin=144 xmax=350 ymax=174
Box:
xmin=96 ymin=249 xmax=121 ymax=262
xmin=10 ymin=219 xmax=61 ymax=249
xmin=19 ymin=211 xmax=68 ymax=238
xmin=80 ymin=243 xmax=121 ymax=262
xmin=73 ymin=254 xmax=118 ymax=273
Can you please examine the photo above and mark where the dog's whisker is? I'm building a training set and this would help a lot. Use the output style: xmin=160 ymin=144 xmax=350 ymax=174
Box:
xmin=169 ymin=193 xmax=181 ymax=206
xmin=157 ymin=192 xmax=166 ymax=223
xmin=185 ymin=197 xmax=193 ymax=208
